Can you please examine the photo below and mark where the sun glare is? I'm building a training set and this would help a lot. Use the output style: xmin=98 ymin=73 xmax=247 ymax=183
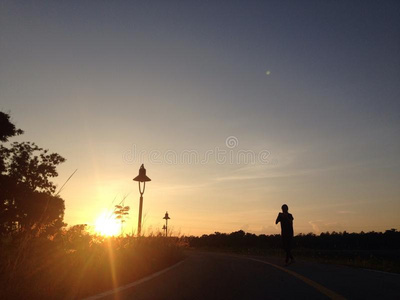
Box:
xmin=95 ymin=212 xmax=121 ymax=236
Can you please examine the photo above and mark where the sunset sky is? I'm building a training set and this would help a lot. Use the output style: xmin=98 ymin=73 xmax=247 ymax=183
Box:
xmin=1 ymin=1 xmax=399 ymax=236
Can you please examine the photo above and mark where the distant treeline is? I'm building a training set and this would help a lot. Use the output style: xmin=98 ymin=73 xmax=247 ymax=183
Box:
xmin=187 ymin=229 xmax=400 ymax=250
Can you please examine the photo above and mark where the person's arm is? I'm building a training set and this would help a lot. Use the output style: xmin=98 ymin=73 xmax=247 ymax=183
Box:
xmin=275 ymin=213 xmax=281 ymax=224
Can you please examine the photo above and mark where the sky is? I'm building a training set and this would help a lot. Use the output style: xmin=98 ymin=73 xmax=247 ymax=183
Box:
xmin=1 ymin=0 xmax=399 ymax=236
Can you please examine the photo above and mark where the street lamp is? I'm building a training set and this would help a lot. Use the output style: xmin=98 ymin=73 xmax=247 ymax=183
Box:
xmin=163 ymin=211 xmax=170 ymax=237
xmin=133 ymin=164 xmax=151 ymax=236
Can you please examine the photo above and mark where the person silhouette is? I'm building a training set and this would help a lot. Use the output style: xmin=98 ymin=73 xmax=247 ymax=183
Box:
xmin=275 ymin=204 xmax=294 ymax=265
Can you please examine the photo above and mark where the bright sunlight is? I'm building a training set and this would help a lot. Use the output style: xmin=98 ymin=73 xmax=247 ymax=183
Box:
xmin=95 ymin=212 xmax=121 ymax=236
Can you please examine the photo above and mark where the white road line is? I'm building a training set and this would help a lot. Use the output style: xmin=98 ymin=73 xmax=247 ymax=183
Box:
xmin=245 ymin=257 xmax=346 ymax=300
xmin=84 ymin=260 xmax=185 ymax=300
xmin=361 ymin=268 xmax=399 ymax=276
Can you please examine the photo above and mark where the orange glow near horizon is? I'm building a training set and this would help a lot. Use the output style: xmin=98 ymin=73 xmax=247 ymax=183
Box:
xmin=94 ymin=211 xmax=121 ymax=236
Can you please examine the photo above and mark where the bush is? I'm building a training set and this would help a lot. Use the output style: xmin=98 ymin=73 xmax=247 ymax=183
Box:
xmin=0 ymin=227 xmax=184 ymax=299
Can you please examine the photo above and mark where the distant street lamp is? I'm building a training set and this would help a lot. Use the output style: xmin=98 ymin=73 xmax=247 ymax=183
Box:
xmin=163 ymin=211 xmax=170 ymax=237
xmin=133 ymin=164 xmax=151 ymax=236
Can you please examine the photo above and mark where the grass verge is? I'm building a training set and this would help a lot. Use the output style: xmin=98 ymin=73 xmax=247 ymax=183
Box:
xmin=0 ymin=231 xmax=184 ymax=299
xmin=187 ymin=247 xmax=400 ymax=274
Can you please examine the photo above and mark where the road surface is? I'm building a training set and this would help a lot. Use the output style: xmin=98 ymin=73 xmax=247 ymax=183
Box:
xmin=90 ymin=251 xmax=400 ymax=300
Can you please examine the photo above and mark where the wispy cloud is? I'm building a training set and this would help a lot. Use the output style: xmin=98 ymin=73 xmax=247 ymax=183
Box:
xmin=212 ymin=154 xmax=370 ymax=183
xmin=337 ymin=210 xmax=356 ymax=214
xmin=308 ymin=220 xmax=344 ymax=234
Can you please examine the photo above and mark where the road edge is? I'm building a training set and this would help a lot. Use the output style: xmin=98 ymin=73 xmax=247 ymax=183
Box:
xmin=83 ymin=259 xmax=185 ymax=300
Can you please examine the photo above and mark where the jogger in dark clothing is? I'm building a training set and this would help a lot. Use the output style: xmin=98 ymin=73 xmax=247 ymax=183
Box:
xmin=275 ymin=204 xmax=294 ymax=265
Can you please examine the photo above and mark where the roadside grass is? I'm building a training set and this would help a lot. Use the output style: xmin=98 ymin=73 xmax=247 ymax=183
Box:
xmin=0 ymin=227 xmax=184 ymax=299
xmin=291 ymin=248 xmax=400 ymax=274
xmin=188 ymin=246 xmax=400 ymax=274
xmin=186 ymin=230 xmax=400 ymax=274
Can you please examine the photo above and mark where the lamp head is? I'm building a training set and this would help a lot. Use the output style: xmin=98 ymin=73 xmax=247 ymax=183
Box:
xmin=163 ymin=211 xmax=170 ymax=220
xmin=133 ymin=164 xmax=151 ymax=182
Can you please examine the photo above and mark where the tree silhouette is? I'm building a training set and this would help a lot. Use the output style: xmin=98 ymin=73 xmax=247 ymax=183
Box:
xmin=0 ymin=112 xmax=23 ymax=143
xmin=187 ymin=229 xmax=400 ymax=251
xmin=0 ymin=112 xmax=66 ymax=235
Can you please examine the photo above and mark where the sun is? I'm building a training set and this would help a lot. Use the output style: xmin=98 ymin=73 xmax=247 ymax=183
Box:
xmin=95 ymin=211 xmax=121 ymax=236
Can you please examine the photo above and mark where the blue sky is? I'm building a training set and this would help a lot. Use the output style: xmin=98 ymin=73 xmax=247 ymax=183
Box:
xmin=1 ymin=1 xmax=399 ymax=235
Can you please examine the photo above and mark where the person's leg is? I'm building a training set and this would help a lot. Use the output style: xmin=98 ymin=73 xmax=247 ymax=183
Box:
xmin=283 ymin=236 xmax=290 ymax=264
xmin=288 ymin=236 xmax=294 ymax=262
xmin=288 ymin=248 xmax=293 ymax=261
xmin=285 ymin=250 xmax=290 ymax=264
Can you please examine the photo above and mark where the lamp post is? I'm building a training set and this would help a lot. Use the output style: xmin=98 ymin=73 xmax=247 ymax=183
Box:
xmin=162 ymin=225 xmax=167 ymax=236
xmin=133 ymin=164 xmax=151 ymax=236
xmin=163 ymin=211 xmax=170 ymax=237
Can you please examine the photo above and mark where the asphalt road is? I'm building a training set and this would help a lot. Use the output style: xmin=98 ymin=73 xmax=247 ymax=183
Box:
xmin=93 ymin=251 xmax=400 ymax=300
